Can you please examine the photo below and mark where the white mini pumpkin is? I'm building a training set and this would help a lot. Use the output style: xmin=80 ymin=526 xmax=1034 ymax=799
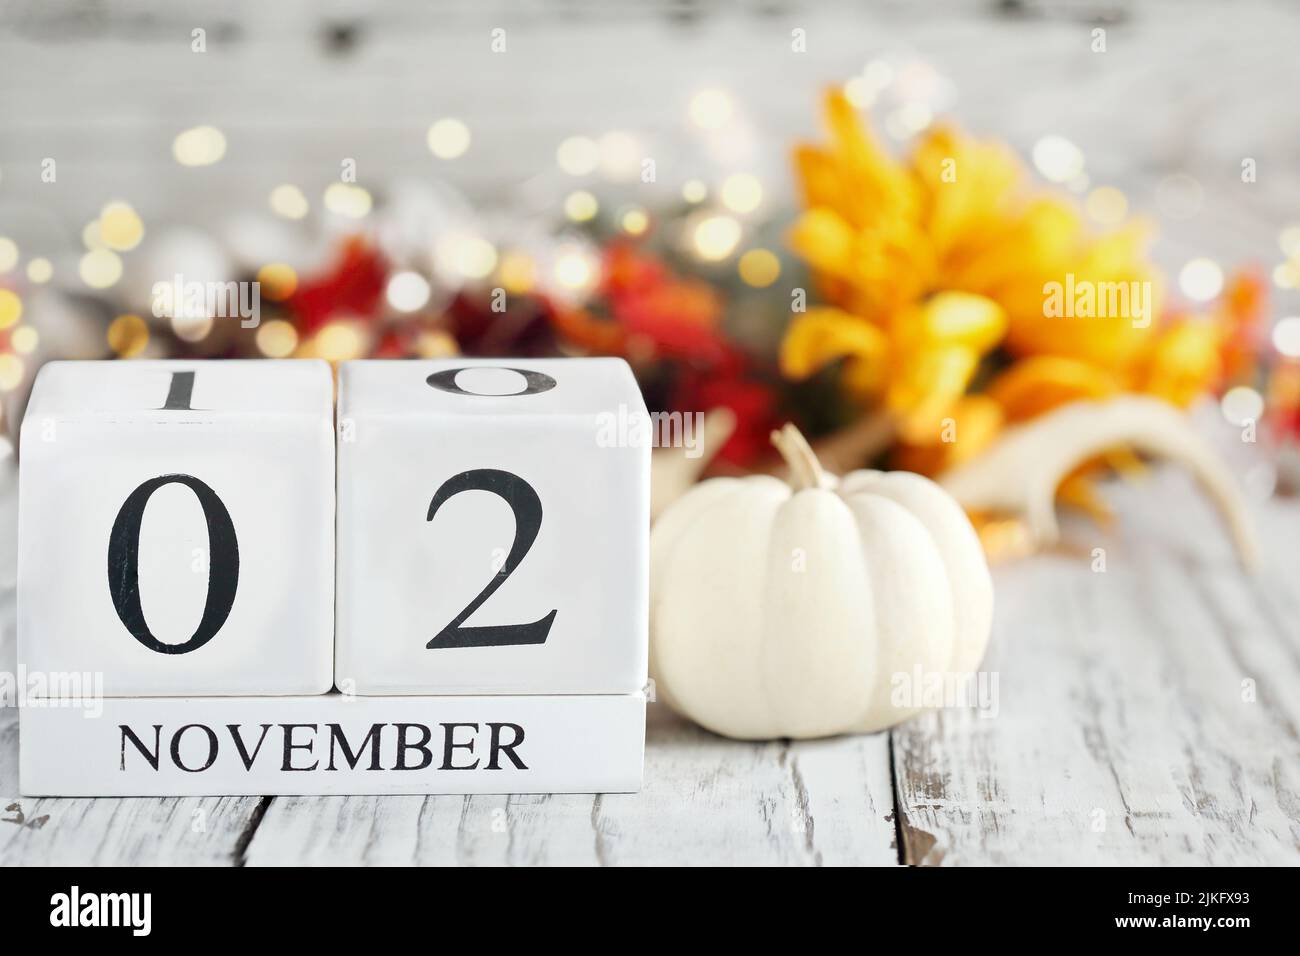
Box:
xmin=650 ymin=424 xmax=993 ymax=740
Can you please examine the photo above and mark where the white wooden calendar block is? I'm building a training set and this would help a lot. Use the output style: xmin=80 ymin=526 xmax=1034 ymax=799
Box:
xmin=19 ymin=691 xmax=646 ymax=795
xmin=18 ymin=360 xmax=335 ymax=696
xmin=336 ymin=359 xmax=650 ymax=695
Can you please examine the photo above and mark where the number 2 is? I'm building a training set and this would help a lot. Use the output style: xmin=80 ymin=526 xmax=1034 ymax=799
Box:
xmin=426 ymin=469 xmax=557 ymax=649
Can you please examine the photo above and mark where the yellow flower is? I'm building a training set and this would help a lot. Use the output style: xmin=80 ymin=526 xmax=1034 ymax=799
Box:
xmin=884 ymin=292 xmax=1006 ymax=442
xmin=786 ymin=93 xmax=1058 ymax=435
xmin=790 ymin=92 xmax=931 ymax=318
xmin=781 ymin=291 xmax=1006 ymax=442
xmin=909 ymin=125 xmax=1021 ymax=270
xmin=985 ymin=356 xmax=1121 ymax=422
xmin=779 ymin=306 xmax=889 ymax=396
xmin=892 ymin=394 xmax=1004 ymax=474
xmin=993 ymin=211 xmax=1163 ymax=369
xmin=1134 ymin=318 xmax=1223 ymax=408
xmin=781 ymin=89 xmax=1227 ymax=491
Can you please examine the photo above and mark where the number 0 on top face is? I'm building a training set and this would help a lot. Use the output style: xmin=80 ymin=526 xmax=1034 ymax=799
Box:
xmin=17 ymin=360 xmax=336 ymax=697
xmin=336 ymin=359 xmax=650 ymax=696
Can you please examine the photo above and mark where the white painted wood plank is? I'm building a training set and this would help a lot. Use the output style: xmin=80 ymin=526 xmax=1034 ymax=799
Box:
xmin=590 ymin=706 xmax=897 ymax=866
xmin=20 ymin=693 xmax=645 ymax=796
xmin=892 ymin=470 xmax=1300 ymax=865
xmin=0 ymin=0 xmax=1295 ymax=279
xmin=243 ymin=704 xmax=899 ymax=865
xmin=0 ymin=708 xmax=268 ymax=865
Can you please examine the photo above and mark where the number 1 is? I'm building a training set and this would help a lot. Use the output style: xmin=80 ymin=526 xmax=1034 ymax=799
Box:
xmin=160 ymin=371 xmax=196 ymax=410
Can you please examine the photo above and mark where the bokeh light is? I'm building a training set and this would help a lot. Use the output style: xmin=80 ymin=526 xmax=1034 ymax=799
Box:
xmin=256 ymin=262 xmax=299 ymax=301
xmin=10 ymin=325 xmax=38 ymax=354
xmin=107 ymin=314 xmax=149 ymax=357
xmin=1178 ymin=257 xmax=1224 ymax=302
xmin=738 ymin=248 xmax=781 ymax=287
xmin=441 ymin=236 xmax=497 ymax=280
xmin=82 ymin=220 xmax=104 ymax=250
xmin=99 ymin=201 xmax=145 ymax=251
xmin=692 ymin=215 xmax=742 ymax=261
xmin=720 ymin=173 xmax=762 ymax=214
xmin=1272 ymin=316 xmax=1300 ymax=357
xmin=553 ymin=246 xmax=599 ymax=292
xmin=597 ymin=132 xmax=641 ymax=181
xmin=427 ymin=118 xmax=471 ymax=160
xmin=323 ymin=183 xmax=373 ymax=218
xmin=314 ymin=321 xmax=365 ymax=361
xmin=78 ymin=248 xmax=123 ymax=289
xmin=414 ymin=330 xmax=458 ymax=358
xmin=1032 ymin=135 xmax=1084 ymax=183
xmin=1220 ymin=385 xmax=1263 ymax=426
xmin=172 ymin=126 xmax=227 ymax=166
xmin=269 ymin=184 xmax=309 ymax=220
xmin=621 ymin=207 xmax=649 ymax=235
xmin=386 ymin=271 xmax=432 ymax=312
xmin=497 ymin=252 xmax=537 ymax=295
xmin=564 ymin=190 xmax=599 ymax=222
xmin=0 ymin=354 xmax=24 ymax=391
xmin=172 ymin=313 xmax=214 ymax=342
xmin=556 ymin=136 xmax=599 ymax=176
xmin=26 ymin=258 xmax=53 ymax=283
xmin=0 ymin=237 xmax=17 ymax=273
xmin=1278 ymin=225 xmax=1300 ymax=258
xmin=1085 ymin=186 xmax=1128 ymax=225
xmin=689 ymin=89 xmax=734 ymax=130
xmin=256 ymin=319 xmax=299 ymax=358
xmin=0 ymin=289 xmax=22 ymax=328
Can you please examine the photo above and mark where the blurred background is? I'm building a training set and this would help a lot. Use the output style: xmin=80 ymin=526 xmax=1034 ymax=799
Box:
xmin=1 ymin=0 xmax=1299 ymax=528
xmin=5 ymin=2 xmax=1300 ymax=867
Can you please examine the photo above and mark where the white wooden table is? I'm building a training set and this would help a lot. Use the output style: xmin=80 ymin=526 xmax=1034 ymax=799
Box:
xmin=2 ymin=463 xmax=1298 ymax=866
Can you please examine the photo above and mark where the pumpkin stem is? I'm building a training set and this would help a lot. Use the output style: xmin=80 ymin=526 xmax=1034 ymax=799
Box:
xmin=771 ymin=423 xmax=829 ymax=491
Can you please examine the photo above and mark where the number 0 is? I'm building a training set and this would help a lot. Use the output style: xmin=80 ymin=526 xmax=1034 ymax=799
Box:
xmin=107 ymin=474 xmax=239 ymax=655
xmin=426 ymin=367 xmax=556 ymax=397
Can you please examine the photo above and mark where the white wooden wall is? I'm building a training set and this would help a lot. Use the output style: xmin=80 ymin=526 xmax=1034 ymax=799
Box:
xmin=1 ymin=0 xmax=1297 ymax=281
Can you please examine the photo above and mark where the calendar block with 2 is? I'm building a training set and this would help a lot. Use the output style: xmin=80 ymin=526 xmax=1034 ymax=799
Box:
xmin=336 ymin=358 xmax=650 ymax=696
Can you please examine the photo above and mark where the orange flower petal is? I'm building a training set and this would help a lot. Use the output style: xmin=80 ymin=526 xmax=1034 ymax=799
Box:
xmin=987 ymin=356 xmax=1121 ymax=421
xmin=779 ymin=307 xmax=890 ymax=396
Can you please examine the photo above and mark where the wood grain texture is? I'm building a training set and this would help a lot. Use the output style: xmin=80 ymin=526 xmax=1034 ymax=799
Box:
xmin=0 ymin=709 xmax=269 ymax=866
xmin=240 ymin=706 xmax=899 ymax=865
xmin=892 ymin=470 xmax=1300 ymax=866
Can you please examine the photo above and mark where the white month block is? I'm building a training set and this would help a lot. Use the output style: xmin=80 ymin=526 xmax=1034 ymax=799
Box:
xmin=337 ymin=358 xmax=650 ymax=695
xmin=19 ymin=691 xmax=646 ymax=796
xmin=18 ymin=359 xmax=335 ymax=696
